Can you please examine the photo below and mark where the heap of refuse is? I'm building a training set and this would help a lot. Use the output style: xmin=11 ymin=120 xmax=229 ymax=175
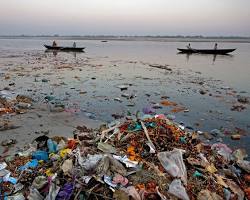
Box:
xmin=1 ymin=114 xmax=250 ymax=199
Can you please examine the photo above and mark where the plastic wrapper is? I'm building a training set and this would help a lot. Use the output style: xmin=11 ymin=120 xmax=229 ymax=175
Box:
xmin=113 ymin=155 xmax=138 ymax=168
xmin=157 ymin=148 xmax=187 ymax=185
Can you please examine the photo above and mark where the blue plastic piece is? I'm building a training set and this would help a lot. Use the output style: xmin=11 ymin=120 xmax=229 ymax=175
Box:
xmin=19 ymin=159 xmax=39 ymax=171
xmin=32 ymin=151 xmax=49 ymax=161
xmin=47 ymin=139 xmax=57 ymax=153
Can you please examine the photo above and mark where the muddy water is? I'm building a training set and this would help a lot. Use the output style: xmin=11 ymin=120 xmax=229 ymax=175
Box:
xmin=0 ymin=38 xmax=250 ymax=153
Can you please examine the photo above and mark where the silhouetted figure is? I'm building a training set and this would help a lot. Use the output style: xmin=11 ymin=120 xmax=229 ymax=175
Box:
xmin=186 ymin=43 xmax=191 ymax=49
xmin=214 ymin=43 xmax=218 ymax=50
xmin=73 ymin=42 xmax=76 ymax=48
xmin=52 ymin=40 xmax=57 ymax=47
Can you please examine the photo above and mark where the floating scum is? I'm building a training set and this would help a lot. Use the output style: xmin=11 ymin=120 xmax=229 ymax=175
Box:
xmin=0 ymin=113 xmax=250 ymax=199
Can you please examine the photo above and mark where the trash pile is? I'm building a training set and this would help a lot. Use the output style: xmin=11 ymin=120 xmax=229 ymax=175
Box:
xmin=0 ymin=92 xmax=33 ymax=116
xmin=0 ymin=114 xmax=250 ymax=199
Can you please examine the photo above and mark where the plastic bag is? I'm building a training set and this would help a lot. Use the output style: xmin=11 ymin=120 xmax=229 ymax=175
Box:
xmin=19 ymin=159 xmax=38 ymax=171
xmin=237 ymin=160 xmax=250 ymax=173
xmin=55 ymin=182 xmax=73 ymax=200
xmin=142 ymin=106 xmax=155 ymax=114
xmin=157 ymin=148 xmax=187 ymax=185
xmin=32 ymin=176 xmax=48 ymax=189
xmin=27 ymin=187 xmax=44 ymax=200
xmin=97 ymin=142 xmax=117 ymax=154
xmin=47 ymin=139 xmax=57 ymax=153
xmin=77 ymin=151 xmax=103 ymax=171
xmin=45 ymin=175 xmax=60 ymax=200
xmin=197 ymin=189 xmax=223 ymax=200
xmin=168 ymin=179 xmax=189 ymax=200
xmin=32 ymin=151 xmax=49 ymax=161
xmin=6 ymin=193 xmax=25 ymax=200
xmin=121 ymin=186 xmax=141 ymax=200
xmin=232 ymin=149 xmax=248 ymax=161
xmin=61 ymin=159 xmax=73 ymax=174
xmin=211 ymin=143 xmax=232 ymax=161
xmin=225 ymin=179 xmax=244 ymax=200
xmin=57 ymin=140 xmax=66 ymax=151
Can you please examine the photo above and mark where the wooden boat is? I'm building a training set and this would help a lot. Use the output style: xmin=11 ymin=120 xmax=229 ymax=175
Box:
xmin=44 ymin=45 xmax=85 ymax=52
xmin=177 ymin=48 xmax=236 ymax=54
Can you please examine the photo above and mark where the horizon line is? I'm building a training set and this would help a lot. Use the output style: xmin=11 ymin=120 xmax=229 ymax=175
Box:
xmin=0 ymin=34 xmax=250 ymax=39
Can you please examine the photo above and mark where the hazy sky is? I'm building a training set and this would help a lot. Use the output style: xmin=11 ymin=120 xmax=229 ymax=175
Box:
xmin=0 ymin=0 xmax=249 ymax=36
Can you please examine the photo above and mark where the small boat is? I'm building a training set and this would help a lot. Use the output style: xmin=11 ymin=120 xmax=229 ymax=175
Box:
xmin=44 ymin=45 xmax=85 ymax=52
xmin=177 ymin=48 xmax=236 ymax=54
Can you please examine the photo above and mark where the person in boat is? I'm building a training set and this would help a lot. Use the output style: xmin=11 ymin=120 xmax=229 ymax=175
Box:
xmin=214 ymin=43 xmax=218 ymax=50
xmin=186 ymin=43 xmax=191 ymax=49
xmin=52 ymin=40 xmax=57 ymax=47
xmin=73 ymin=42 xmax=76 ymax=48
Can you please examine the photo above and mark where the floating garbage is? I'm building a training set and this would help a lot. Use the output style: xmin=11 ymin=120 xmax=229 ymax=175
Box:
xmin=0 ymin=114 xmax=249 ymax=199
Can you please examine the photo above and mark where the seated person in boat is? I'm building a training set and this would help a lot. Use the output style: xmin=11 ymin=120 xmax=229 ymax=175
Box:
xmin=52 ymin=41 xmax=57 ymax=47
xmin=214 ymin=43 xmax=218 ymax=50
xmin=186 ymin=43 xmax=191 ymax=49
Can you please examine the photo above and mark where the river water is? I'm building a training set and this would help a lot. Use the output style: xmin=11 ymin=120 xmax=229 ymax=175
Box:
xmin=0 ymin=38 xmax=250 ymax=152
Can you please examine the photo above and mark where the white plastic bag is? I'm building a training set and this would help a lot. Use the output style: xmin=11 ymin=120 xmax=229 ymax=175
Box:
xmin=157 ymin=148 xmax=187 ymax=185
xmin=168 ymin=179 xmax=189 ymax=200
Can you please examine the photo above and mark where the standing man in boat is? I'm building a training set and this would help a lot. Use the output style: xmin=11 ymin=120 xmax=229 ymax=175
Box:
xmin=214 ymin=43 xmax=218 ymax=50
xmin=52 ymin=40 xmax=57 ymax=47
xmin=73 ymin=42 xmax=76 ymax=48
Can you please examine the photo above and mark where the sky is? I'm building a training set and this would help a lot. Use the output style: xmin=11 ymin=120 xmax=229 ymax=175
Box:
xmin=0 ymin=0 xmax=250 ymax=36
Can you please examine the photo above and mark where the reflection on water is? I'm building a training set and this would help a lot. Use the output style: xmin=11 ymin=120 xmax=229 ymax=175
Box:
xmin=44 ymin=50 xmax=85 ymax=58
xmin=177 ymin=52 xmax=234 ymax=64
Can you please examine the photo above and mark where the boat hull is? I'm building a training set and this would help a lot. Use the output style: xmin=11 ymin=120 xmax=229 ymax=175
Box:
xmin=177 ymin=48 xmax=236 ymax=54
xmin=44 ymin=45 xmax=85 ymax=52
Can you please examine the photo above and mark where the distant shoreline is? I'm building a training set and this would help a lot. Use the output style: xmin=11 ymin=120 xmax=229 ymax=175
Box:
xmin=0 ymin=35 xmax=250 ymax=43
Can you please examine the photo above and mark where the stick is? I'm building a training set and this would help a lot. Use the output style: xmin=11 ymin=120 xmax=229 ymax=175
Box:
xmin=141 ymin=121 xmax=156 ymax=153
